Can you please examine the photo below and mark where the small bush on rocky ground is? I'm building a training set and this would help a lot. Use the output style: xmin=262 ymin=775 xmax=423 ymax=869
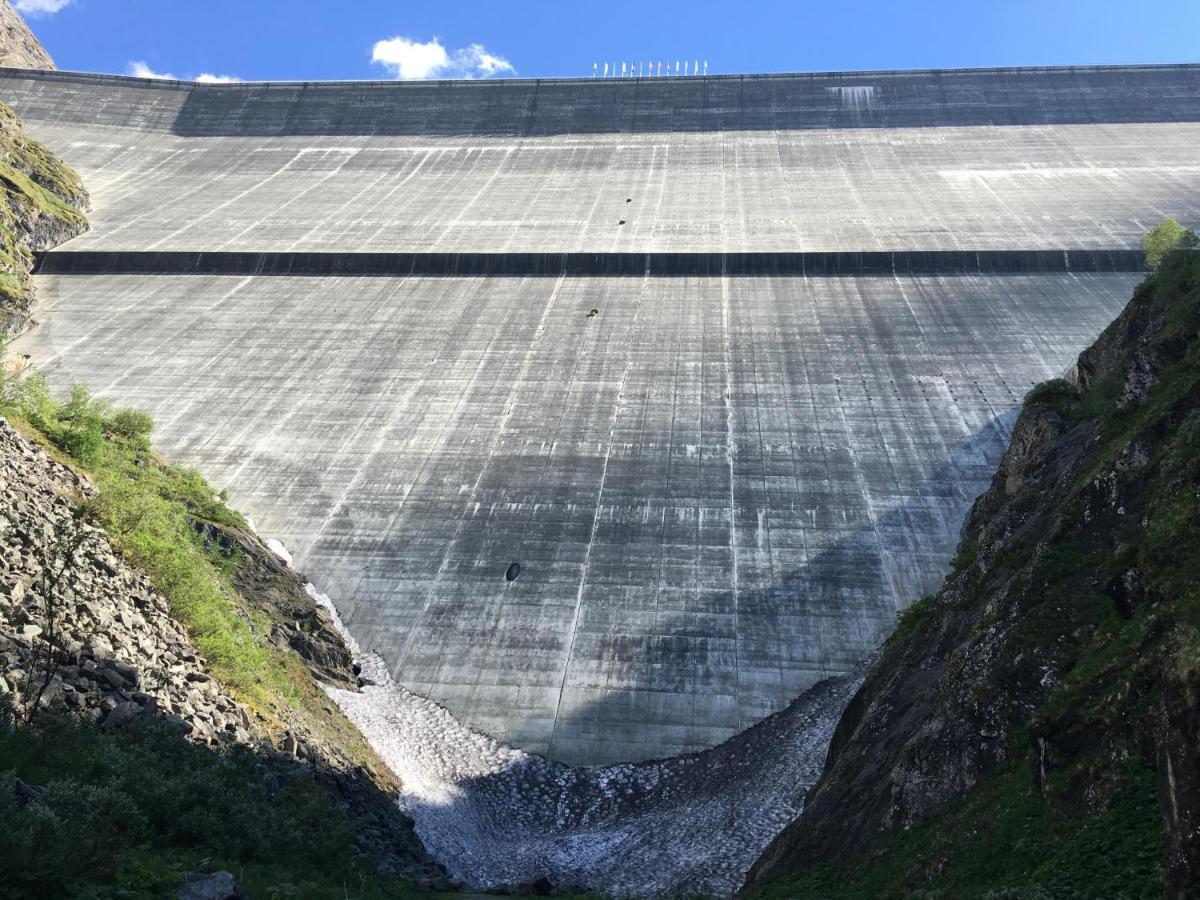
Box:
xmin=0 ymin=708 xmax=425 ymax=898
xmin=4 ymin=375 xmax=153 ymax=466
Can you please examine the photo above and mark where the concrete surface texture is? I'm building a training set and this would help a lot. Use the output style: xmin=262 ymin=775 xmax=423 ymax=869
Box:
xmin=2 ymin=68 xmax=1200 ymax=256
xmin=2 ymin=65 xmax=1195 ymax=766
xmin=19 ymin=269 xmax=1134 ymax=763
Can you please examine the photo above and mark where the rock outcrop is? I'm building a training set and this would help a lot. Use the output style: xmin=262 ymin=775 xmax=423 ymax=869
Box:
xmin=0 ymin=100 xmax=88 ymax=337
xmin=0 ymin=0 xmax=54 ymax=71
xmin=748 ymin=251 xmax=1200 ymax=897
xmin=0 ymin=417 xmax=257 ymax=744
xmin=194 ymin=519 xmax=358 ymax=690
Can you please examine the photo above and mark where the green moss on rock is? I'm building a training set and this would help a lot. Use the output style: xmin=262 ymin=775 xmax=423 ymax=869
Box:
xmin=0 ymin=100 xmax=88 ymax=334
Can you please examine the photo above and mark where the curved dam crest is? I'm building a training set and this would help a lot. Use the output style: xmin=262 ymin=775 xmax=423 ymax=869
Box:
xmin=2 ymin=65 xmax=1197 ymax=888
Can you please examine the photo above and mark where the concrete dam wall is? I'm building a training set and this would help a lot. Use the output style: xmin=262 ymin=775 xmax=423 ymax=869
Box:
xmin=3 ymin=65 xmax=1198 ymax=771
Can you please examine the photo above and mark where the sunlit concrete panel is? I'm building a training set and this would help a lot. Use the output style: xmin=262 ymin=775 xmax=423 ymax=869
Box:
xmin=2 ymin=67 xmax=1200 ymax=257
xmin=6 ymin=124 xmax=1199 ymax=256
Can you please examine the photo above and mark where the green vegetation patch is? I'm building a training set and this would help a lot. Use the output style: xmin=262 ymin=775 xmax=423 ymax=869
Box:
xmin=0 ymin=101 xmax=87 ymax=307
xmin=0 ymin=371 xmax=286 ymax=697
xmin=1142 ymin=217 xmax=1198 ymax=272
xmin=0 ymin=708 xmax=425 ymax=899
xmin=891 ymin=594 xmax=935 ymax=643
xmin=750 ymin=751 xmax=1164 ymax=900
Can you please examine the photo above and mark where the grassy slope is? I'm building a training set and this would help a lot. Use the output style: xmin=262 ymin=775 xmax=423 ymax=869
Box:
xmin=749 ymin=254 xmax=1200 ymax=899
xmin=1 ymin=367 xmax=434 ymax=899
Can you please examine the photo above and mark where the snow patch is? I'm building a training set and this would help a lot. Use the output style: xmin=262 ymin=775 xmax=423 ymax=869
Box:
xmin=305 ymin=583 xmax=860 ymax=895
xmin=265 ymin=538 xmax=292 ymax=567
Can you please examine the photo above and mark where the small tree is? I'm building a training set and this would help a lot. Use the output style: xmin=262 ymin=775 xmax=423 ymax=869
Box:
xmin=1142 ymin=218 xmax=1199 ymax=271
xmin=21 ymin=506 xmax=91 ymax=724
xmin=0 ymin=333 xmax=9 ymax=407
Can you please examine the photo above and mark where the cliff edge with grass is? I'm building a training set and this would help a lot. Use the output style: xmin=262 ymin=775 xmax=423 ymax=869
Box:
xmin=747 ymin=245 xmax=1200 ymax=898
xmin=0 ymin=0 xmax=84 ymax=337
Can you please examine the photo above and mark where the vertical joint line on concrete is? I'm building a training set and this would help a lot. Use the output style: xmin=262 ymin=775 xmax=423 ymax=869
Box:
xmin=720 ymin=257 xmax=741 ymax=724
xmin=549 ymin=264 xmax=650 ymax=758
xmin=394 ymin=270 xmax=569 ymax=675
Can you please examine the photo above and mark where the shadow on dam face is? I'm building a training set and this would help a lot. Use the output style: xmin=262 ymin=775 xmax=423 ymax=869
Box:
xmin=325 ymin=415 xmax=1013 ymax=895
xmin=0 ymin=62 xmax=1184 ymax=770
xmin=16 ymin=268 xmax=1138 ymax=765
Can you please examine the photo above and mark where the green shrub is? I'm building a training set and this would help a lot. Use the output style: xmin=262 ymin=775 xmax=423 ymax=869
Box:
xmin=0 ymin=356 xmax=265 ymax=694
xmin=105 ymin=407 xmax=155 ymax=447
xmin=1032 ymin=542 xmax=1096 ymax=585
xmin=893 ymin=594 xmax=935 ymax=642
xmin=950 ymin=539 xmax=978 ymax=574
xmin=4 ymin=378 xmax=111 ymax=465
xmin=1025 ymin=378 xmax=1079 ymax=413
xmin=1142 ymin=217 xmax=1198 ymax=271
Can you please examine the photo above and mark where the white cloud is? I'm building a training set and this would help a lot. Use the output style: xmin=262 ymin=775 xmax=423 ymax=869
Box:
xmin=129 ymin=62 xmax=240 ymax=83
xmin=13 ymin=0 xmax=73 ymax=17
xmin=455 ymin=43 xmax=514 ymax=78
xmin=371 ymin=36 xmax=448 ymax=80
xmin=371 ymin=36 xmax=514 ymax=81
xmin=128 ymin=61 xmax=177 ymax=81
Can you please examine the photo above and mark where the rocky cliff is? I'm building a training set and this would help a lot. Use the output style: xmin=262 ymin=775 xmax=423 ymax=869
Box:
xmin=748 ymin=250 xmax=1200 ymax=898
xmin=0 ymin=418 xmax=257 ymax=743
xmin=0 ymin=99 xmax=88 ymax=336
xmin=0 ymin=0 xmax=54 ymax=71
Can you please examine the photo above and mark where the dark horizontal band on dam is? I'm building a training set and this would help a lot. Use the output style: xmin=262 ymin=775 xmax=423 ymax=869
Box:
xmin=3 ymin=64 xmax=1199 ymax=137
xmin=35 ymin=249 xmax=1148 ymax=278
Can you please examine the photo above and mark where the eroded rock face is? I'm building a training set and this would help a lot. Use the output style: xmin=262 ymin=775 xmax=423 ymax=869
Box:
xmin=193 ymin=519 xmax=358 ymax=690
xmin=748 ymin=255 xmax=1200 ymax=895
xmin=0 ymin=100 xmax=89 ymax=337
xmin=0 ymin=0 xmax=54 ymax=71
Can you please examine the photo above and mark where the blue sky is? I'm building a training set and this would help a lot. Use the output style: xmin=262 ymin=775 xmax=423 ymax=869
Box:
xmin=14 ymin=0 xmax=1200 ymax=82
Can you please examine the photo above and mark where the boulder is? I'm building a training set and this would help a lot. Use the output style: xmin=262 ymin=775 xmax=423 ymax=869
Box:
xmin=177 ymin=869 xmax=242 ymax=900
